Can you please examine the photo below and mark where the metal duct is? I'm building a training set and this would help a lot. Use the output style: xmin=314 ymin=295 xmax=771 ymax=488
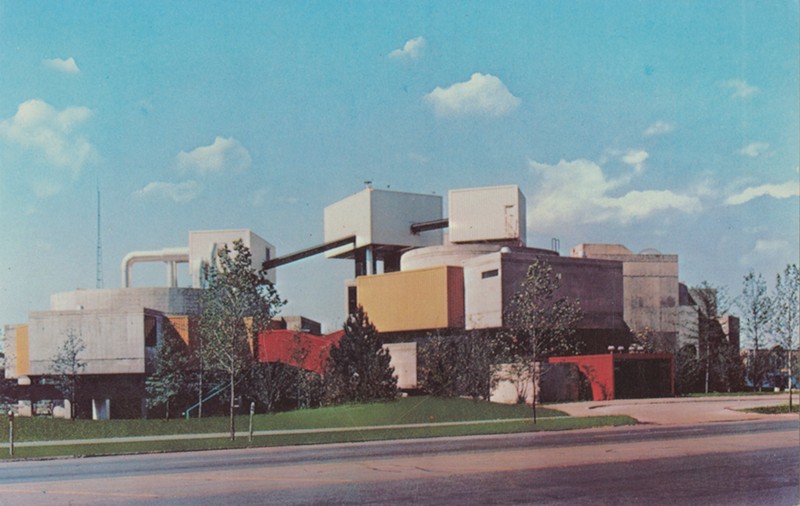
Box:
xmin=121 ymin=247 xmax=190 ymax=288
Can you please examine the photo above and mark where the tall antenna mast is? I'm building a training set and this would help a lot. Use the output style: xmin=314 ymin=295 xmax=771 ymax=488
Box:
xmin=96 ymin=181 xmax=104 ymax=288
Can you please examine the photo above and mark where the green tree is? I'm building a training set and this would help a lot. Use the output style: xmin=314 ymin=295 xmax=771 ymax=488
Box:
xmin=504 ymin=258 xmax=582 ymax=421
xmin=419 ymin=331 xmax=498 ymax=400
xmin=145 ymin=325 xmax=193 ymax=419
xmin=51 ymin=331 xmax=87 ymax=419
xmin=0 ymin=352 xmax=17 ymax=408
xmin=199 ymin=239 xmax=284 ymax=440
xmin=689 ymin=282 xmax=736 ymax=393
xmin=419 ymin=334 xmax=459 ymax=397
xmin=737 ymin=271 xmax=773 ymax=391
xmin=675 ymin=344 xmax=701 ymax=394
xmin=323 ymin=307 xmax=397 ymax=404
xmin=249 ymin=362 xmax=297 ymax=413
xmin=771 ymin=264 xmax=799 ymax=408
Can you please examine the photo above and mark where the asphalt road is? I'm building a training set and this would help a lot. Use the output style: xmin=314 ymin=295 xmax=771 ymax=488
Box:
xmin=0 ymin=418 xmax=797 ymax=505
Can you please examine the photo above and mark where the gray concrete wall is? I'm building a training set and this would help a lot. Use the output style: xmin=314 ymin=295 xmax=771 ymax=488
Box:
xmin=3 ymin=325 xmax=18 ymax=378
xmin=50 ymin=288 xmax=203 ymax=314
xmin=384 ymin=342 xmax=417 ymax=389
xmin=501 ymin=250 xmax=626 ymax=330
xmin=464 ymin=250 xmax=626 ymax=332
xmin=570 ymin=245 xmax=680 ymax=345
xmin=463 ymin=254 xmax=504 ymax=330
xmin=27 ymin=309 xmax=148 ymax=375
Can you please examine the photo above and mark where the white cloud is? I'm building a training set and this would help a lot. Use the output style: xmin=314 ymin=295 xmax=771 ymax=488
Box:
xmin=42 ymin=57 xmax=80 ymax=74
xmin=739 ymin=142 xmax=769 ymax=157
xmin=721 ymin=79 xmax=759 ymax=98
xmin=740 ymin=239 xmax=789 ymax=266
xmin=526 ymin=158 xmax=701 ymax=229
xmin=134 ymin=180 xmax=202 ymax=203
xmin=598 ymin=190 xmax=701 ymax=216
xmin=643 ymin=121 xmax=674 ymax=137
xmin=388 ymin=36 xmax=426 ymax=59
xmin=0 ymin=99 xmax=96 ymax=172
xmin=425 ymin=73 xmax=521 ymax=118
xmin=724 ymin=180 xmax=800 ymax=206
xmin=176 ymin=137 xmax=252 ymax=175
xmin=621 ymin=150 xmax=649 ymax=172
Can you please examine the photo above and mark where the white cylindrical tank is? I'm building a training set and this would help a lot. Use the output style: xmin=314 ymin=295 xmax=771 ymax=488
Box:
xmin=400 ymin=244 xmax=502 ymax=271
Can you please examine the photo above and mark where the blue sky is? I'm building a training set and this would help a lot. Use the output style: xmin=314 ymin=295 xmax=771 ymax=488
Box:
xmin=1 ymin=1 xmax=798 ymax=333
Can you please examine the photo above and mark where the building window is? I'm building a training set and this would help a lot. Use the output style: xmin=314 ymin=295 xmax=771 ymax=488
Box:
xmin=144 ymin=315 xmax=158 ymax=347
xmin=347 ymin=286 xmax=358 ymax=316
xmin=481 ymin=269 xmax=499 ymax=279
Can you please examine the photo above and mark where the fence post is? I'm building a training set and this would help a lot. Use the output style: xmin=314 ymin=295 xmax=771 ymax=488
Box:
xmin=248 ymin=401 xmax=255 ymax=443
xmin=7 ymin=410 xmax=14 ymax=457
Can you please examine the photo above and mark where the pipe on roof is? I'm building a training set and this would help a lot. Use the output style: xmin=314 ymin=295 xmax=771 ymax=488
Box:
xmin=121 ymin=247 xmax=190 ymax=288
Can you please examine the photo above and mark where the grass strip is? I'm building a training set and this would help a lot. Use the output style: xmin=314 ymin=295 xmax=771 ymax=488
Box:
xmin=1 ymin=415 xmax=636 ymax=460
xmin=1 ymin=397 xmax=565 ymax=443
xmin=741 ymin=403 xmax=800 ymax=414
xmin=684 ymin=391 xmax=785 ymax=398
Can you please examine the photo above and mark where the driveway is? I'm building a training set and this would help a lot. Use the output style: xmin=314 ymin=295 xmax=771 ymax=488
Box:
xmin=550 ymin=393 xmax=798 ymax=425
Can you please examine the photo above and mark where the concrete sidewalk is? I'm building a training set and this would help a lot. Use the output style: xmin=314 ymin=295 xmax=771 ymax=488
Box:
xmin=550 ymin=393 xmax=798 ymax=425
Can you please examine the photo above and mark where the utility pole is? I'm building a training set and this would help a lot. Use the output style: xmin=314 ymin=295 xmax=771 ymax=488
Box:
xmin=96 ymin=181 xmax=104 ymax=289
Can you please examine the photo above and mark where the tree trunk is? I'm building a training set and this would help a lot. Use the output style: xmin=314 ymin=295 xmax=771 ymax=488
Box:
xmin=704 ymin=341 xmax=710 ymax=394
xmin=70 ymin=377 xmax=76 ymax=420
xmin=229 ymin=370 xmax=236 ymax=441
xmin=788 ymin=350 xmax=793 ymax=411
xmin=531 ymin=360 xmax=537 ymax=424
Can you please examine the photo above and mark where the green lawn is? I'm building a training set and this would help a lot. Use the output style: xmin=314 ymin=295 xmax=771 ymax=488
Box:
xmin=0 ymin=396 xmax=636 ymax=459
xmin=742 ymin=403 xmax=800 ymax=414
xmin=683 ymin=391 xmax=785 ymax=397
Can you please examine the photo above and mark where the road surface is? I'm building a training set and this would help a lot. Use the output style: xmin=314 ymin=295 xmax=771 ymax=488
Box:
xmin=0 ymin=418 xmax=797 ymax=505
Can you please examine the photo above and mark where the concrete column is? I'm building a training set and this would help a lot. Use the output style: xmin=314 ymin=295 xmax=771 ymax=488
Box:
xmin=366 ymin=247 xmax=375 ymax=275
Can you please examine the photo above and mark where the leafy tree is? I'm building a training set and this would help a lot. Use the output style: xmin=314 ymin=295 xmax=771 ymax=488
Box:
xmin=419 ymin=331 xmax=498 ymax=400
xmin=199 ymin=239 xmax=284 ymax=440
xmin=0 ymin=352 xmax=17 ymax=408
xmin=675 ymin=344 xmax=701 ymax=394
xmin=504 ymin=258 xmax=582 ymax=421
xmin=419 ymin=334 xmax=459 ymax=397
xmin=771 ymin=264 xmax=799 ymax=408
xmin=715 ymin=342 xmax=745 ymax=392
xmin=248 ymin=362 xmax=297 ymax=413
xmin=295 ymin=370 xmax=325 ymax=409
xmin=146 ymin=325 xmax=193 ymax=419
xmin=737 ymin=271 xmax=773 ymax=390
xmin=50 ymin=331 xmax=87 ymax=419
xmin=689 ymin=282 xmax=735 ymax=393
xmin=323 ymin=307 xmax=397 ymax=404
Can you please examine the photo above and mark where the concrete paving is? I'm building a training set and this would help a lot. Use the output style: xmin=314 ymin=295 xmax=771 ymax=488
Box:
xmin=550 ymin=393 xmax=798 ymax=425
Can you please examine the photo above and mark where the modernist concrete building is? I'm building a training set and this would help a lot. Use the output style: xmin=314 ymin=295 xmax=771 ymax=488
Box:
xmin=4 ymin=184 xmax=740 ymax=417
xmin=4 ymin=230 xmax=275 ymax=419
xmin=324 ymin=185 xmax=737 ymax=401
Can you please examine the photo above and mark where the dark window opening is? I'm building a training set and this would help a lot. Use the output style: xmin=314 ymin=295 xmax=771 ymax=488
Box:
xmin=144 ymin=315 xmax=158 ymax=347
xmin=347 ymin=286 xmax=358 ymax=316
xmin=482 ymin=269 xmax=499 ymax=279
